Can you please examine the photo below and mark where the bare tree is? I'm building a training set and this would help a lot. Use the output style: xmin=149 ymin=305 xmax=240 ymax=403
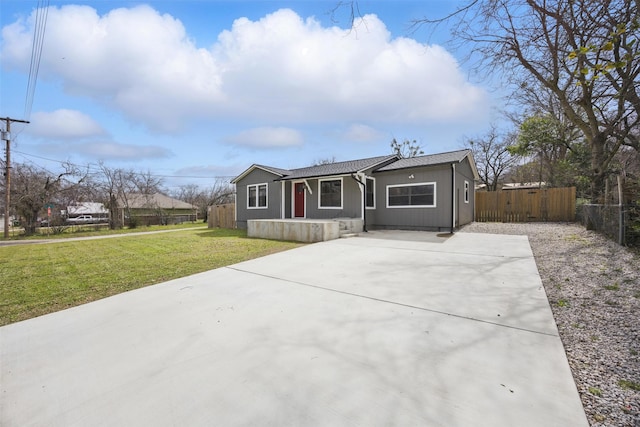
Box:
xmin=10 ymin=162 xmax=85 ymax=235
xmin=132 ymin=170 xmax=164 ymax=196
xmin=97 ymin=163 xmax=138 ymax=229
xmin=464 ymin=126 xmax=519 ymax=191
xmin=413 ymin=0 xmax=639 ymax=202
xmin=312 ymin=157 xmax=337 ymax=166
xmin=173 ymin=179 xmax=234 ymax=221
xmin=390 ymin=138 xmax=424 ymax=158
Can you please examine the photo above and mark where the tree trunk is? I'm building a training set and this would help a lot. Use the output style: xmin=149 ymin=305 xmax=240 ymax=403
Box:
xmin=590 ymin=133 xmax=607 ymax=203
xmin=108 ymin=193 xmax=121 ymax=230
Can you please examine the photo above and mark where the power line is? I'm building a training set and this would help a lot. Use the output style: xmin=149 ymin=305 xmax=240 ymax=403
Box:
xmin=12 ymin=150 xmax=236 ymax=180
xmin=23 ymin=0 xmax=49 ymax=120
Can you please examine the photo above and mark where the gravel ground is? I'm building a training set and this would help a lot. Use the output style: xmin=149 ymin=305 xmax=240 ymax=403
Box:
xmin=459 ymin=222 xmax=640 ymax=427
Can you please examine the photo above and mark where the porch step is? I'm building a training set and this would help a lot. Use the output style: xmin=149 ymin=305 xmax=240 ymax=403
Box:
xmin=333 ymin=218 xmax=364 ymax=235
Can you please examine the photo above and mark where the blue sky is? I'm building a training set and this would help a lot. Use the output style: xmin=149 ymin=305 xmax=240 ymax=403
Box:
xmin=1 ymin=1 xmax=498 ymax=191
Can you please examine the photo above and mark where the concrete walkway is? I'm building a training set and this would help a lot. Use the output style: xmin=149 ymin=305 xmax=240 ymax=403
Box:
xmin=0 ymin=231 xmax=588 ymax=426
xmin=0 ymin=226 xmax=207 ymax=246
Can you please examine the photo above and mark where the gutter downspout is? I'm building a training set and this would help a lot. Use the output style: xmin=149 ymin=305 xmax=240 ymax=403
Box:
xmin=451 ymin=163 xmax=456 ymax=234
xmin=351 ymin=173 xmax=367 ymax=232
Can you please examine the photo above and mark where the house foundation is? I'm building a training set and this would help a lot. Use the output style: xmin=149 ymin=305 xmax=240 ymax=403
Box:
xmin=247 ymin=219 xmax=363 ymax=243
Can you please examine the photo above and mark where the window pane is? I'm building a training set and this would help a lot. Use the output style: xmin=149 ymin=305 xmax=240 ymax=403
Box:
xmin=248 ymin=186 xmax=256 ymax=207
xmin=320 ymin=180 xmax=341 ymax=207
xmin=411 ymin=195 xmax=431 ymax=205
xmin=389 ymin=195 xmax=410 ymax=206
xmin=366 ymin=178 xmax=375 ymax=207
xmin=388 ymin=183 xmax=435 ymax=207
xmin=389 ymin=186 xmax=409 ymax=197
xmin=258 ymin=184 xmax=267 ymax=207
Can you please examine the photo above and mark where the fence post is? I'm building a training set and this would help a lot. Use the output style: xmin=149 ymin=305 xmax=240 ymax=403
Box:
xmin=618 ymin=175 xmax=625 ymax=245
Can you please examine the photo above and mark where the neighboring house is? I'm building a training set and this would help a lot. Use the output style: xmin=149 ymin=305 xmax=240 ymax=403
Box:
xmin=231 ymin=149 xmax=479 ymax=232
xmin=66 ymin=202 xmax=109 ymax=221
xmin=502 ymin=182 xmax=546 ymax=190
xmin=119 ymin=193 xmax=197 ymax=225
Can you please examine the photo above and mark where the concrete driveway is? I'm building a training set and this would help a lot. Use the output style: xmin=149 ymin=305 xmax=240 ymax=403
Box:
xmin=0 ymin=231 xmax=588 ymax=426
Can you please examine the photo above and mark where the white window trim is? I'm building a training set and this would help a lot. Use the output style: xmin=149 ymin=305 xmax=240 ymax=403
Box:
xmin=464 ymin=180 xmax=470 ymax=204
xmin=318 ymin=177 xmax=343 ymax=209
xmin=386 ymin=182 xmax=437 ymax=208
xmin=247 ymin=183 xmax=268 ymax=209
xmin=365 ymin=176 xmax=376 ymax=210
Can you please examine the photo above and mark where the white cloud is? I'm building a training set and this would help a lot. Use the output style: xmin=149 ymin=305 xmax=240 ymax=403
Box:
xmin=27 ymin=109 xmax=107 ymax=139
xmin=224 ymin=127 xmax=303 ymax=148
xmin=1 ymin=6 xmax=488 ymax=134
xmin=36 ymin=140 xmax=172 ymax=161
xmin=343 ymin=124 xmax=385 ymax=142
xmin=174 ymin=165 xmax=241 ymax=177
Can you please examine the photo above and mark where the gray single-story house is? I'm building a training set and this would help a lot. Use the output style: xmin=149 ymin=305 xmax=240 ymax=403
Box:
xmin=231 ymin=149 xmax=479 ymax=232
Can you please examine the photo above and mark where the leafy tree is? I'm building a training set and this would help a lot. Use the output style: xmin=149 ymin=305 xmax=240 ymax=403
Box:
xmin=464 ymin=126 xmax=518 ymax=191
xmin=426 ymin=0 xmax=639 ymax=202
xmin=333 ymin=0 xmax=633 ymax=201
xmin=391 ymin=138 xmax=424 ymax=158
xmin=509 ymin=114 xmax=586 ymax=188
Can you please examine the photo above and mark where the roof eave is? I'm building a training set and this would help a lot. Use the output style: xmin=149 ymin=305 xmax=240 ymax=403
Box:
xmin=462 ymin=151 xmax=481 ymax=181
xmin=231 ymin=164 xmax=287 ymax=184
xmin=356 ymin=154 xmax=399 ymax=174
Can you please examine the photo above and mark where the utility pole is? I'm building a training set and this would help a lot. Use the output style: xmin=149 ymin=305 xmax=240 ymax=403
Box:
xmin=3 ymin=117 xmax=30 ymax=238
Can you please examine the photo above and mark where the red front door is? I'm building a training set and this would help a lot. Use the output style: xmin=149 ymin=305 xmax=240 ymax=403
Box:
xmin=294 ymin=183 xmax=305 ymax=217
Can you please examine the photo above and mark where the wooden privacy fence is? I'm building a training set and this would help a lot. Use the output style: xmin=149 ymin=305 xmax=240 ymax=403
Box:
xmin=476 ymin=187 xmax=576 ymax=222
xmin=208 ymin=203 xmax=236 ymax=229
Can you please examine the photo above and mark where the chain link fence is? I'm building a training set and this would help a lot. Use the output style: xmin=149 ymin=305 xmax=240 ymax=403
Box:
xmin=578 ymin=203 xmax=640 ymax=246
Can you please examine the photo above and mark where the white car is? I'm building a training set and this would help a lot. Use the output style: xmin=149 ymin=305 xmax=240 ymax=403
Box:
xmin=66 ymin=215 xmax=96 ymax=224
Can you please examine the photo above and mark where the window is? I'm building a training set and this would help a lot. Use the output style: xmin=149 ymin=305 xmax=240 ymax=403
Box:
xmin=387 ymin=182 xmax=436 ymax=208
xmin=365 ymin=177 xmax=375 ymax=209
xmin=464 ymin=181 xmax=470 ymax=203
xmin=319 ymin=178 xmax=342 ymax=208
xmin=247 ymin=183 xmax=267 ymax=209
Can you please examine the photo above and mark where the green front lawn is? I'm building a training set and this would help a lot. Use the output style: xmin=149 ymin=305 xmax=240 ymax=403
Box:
xmin=0 ymin=228 xmax=302 ymax=326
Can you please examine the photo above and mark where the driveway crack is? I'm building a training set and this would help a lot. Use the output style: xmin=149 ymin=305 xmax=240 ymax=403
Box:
xmin=225 ymin=266 xmax=559 ymax=338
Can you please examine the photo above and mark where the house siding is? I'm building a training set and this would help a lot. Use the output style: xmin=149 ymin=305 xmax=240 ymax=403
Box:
xmin=232 ymin=152 xmax=477 ymax=232
xmin=235 ymin=169 xmax=283 ymax=229
xmin=368 ymin=164 xmax=454 ymax=231
xmin=455 ymin=159 xmax=475 ymax=226
xmin=301 ymin=176 xmax=362 ymax=219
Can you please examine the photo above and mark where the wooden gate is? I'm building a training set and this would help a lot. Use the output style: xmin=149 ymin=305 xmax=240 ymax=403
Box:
xmin=208 ymin=203 xmax=236 ymax=229
xmin=475 ymin=187 xmax=576 ymax=222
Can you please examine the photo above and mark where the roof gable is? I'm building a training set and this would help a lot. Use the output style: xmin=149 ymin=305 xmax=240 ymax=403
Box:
xmin=231 ymin=164 xmax=291 ymax=183
xmin=375 ymin=149 xmax=479 ymax=179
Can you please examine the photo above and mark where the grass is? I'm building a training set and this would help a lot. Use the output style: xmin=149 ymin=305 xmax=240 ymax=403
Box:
xmin=618 ymin=380 xmax=640 ymax=391
xmin=0 ymin=227 xmax=303 ymax=326
xmin=588 ymin=387 xmax=603 ymax=397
